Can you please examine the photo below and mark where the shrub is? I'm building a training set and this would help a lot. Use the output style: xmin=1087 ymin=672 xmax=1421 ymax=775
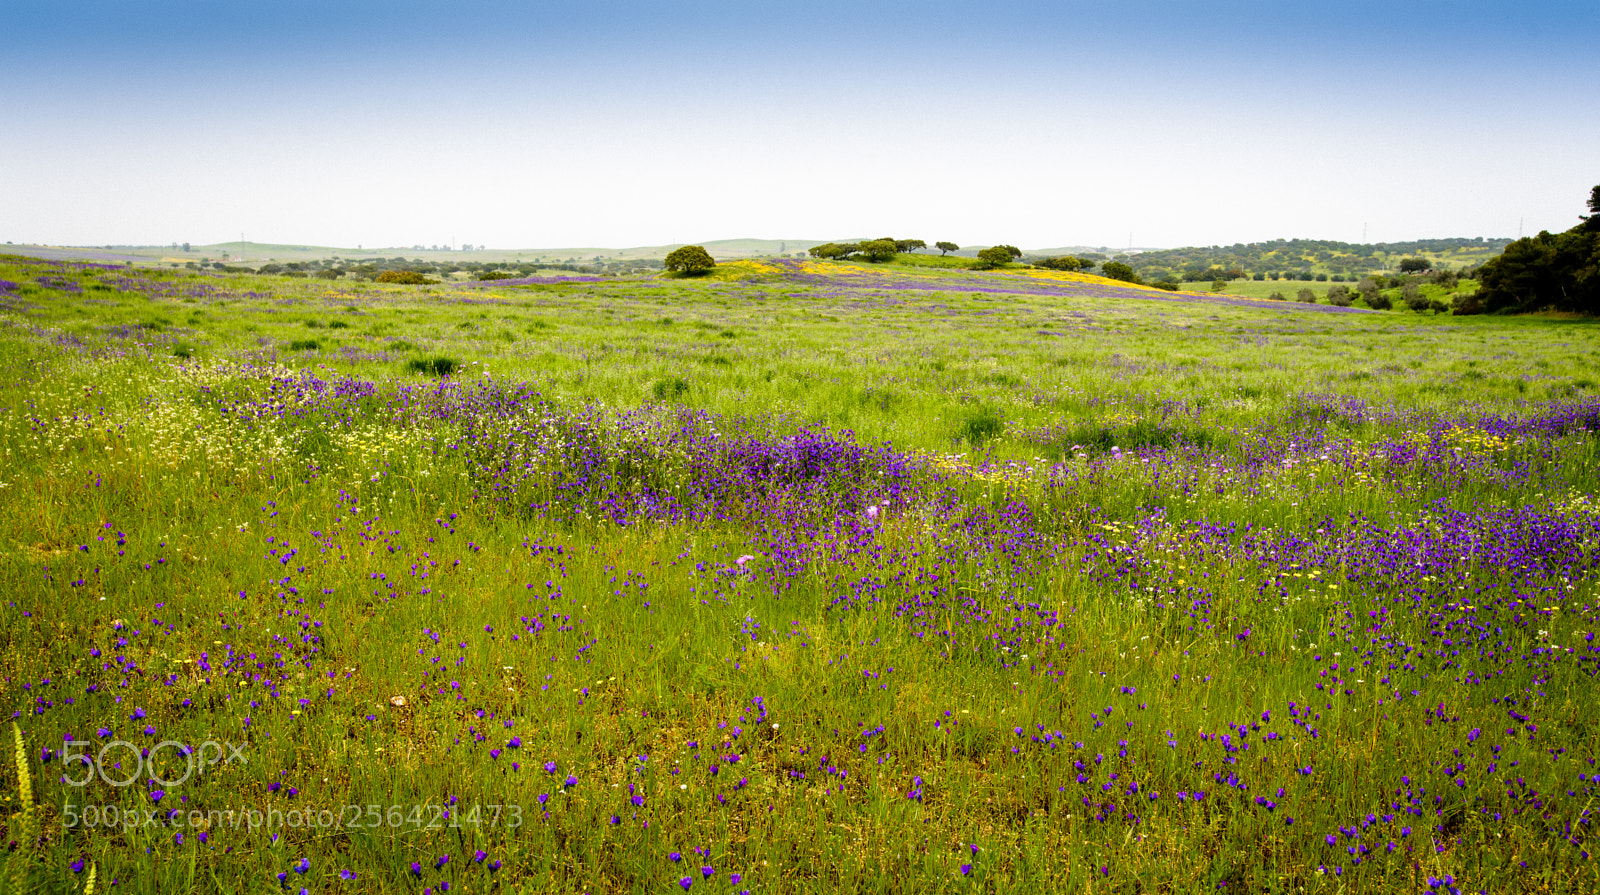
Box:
xmin=1403 ymin=283 xmax=1432 ymax=311
xmin=1327 ymin=285 xmax=1353 ymax=307
xmin=859 ymin=239 xmax=899 ymax=262
xmin=1036 ymin=256 xmax=1085 ymax=272
xmin=1452 ymin=292 xmax=1486 ymax=315
xmin=288 ymin=339 xmax=320 ymax=351
xmin=1295 ymin=288 xmax=1317 ymax=303
xmin=1152 ymin=281 xmax=1179 ymax=291
xmin=477 ymin=270 xmax=515 ymax=281
xmin=1101 ymin=261 xmax=1141 ymax=284
xmin=315 ymin=269 xmax=342 ymax=279
xmin=406 ymin=356 xmax=459 ymax=377
xmin=376 ymin=270 xmax=435 ymax=285
xmin=1268 ymin=291 xmax=1287 ymax=302
xmin=664 ymin=246 xmax=716 ymax=275
xmin=1365 ymin=292 xmax=1393 ymax=310
xmin=976 ymin=245 xmax=1021 ymax=268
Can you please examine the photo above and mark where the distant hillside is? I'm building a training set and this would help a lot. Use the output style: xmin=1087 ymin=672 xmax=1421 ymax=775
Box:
xmin=1110 ymin=237 xmax=1512 ymax=282
xmin=12 ymin=235 xmax=1514 ymax=275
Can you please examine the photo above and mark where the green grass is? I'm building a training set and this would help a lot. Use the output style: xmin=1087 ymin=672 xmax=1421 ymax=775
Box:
xmin=1 ymin=253 xmax=1598 ymax=893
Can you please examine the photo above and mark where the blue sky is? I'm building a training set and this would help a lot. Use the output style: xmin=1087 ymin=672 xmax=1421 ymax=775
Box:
xmin=4 ymin=1 xmax=1596 ymax=250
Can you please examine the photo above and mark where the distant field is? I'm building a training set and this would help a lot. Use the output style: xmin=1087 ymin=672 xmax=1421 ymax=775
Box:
xmin=1 ymin=253 xmax=1597 ymax=893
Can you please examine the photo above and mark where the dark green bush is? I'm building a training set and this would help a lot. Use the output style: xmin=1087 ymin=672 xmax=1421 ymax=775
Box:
xmin=288 ymin=339 xmax=320 ymax=351
xmin=376 ymin=270 xmax=436 ymax=285
xmin=407 ymin=356 xmax=460 ymax=377
xmin=1452 ymin=293 xmax=1486 ymax=316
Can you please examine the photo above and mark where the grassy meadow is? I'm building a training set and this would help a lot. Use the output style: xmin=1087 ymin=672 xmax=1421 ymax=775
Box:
xmin=1 ymin=253 xmax=1599 ymax=894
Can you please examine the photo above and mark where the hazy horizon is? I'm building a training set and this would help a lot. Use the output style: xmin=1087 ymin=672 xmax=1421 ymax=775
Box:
xmin=5 ymin=1 xmax=1596 ymax=250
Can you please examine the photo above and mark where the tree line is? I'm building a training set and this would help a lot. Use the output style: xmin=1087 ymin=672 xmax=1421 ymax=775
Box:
xmin=1115 ymin=236 xmax=1511 ymax=284
xmin=1467 ymin=185 xmax=1600 ymax=315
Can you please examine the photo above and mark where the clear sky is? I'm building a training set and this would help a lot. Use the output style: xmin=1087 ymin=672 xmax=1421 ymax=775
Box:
xmin=4 ymin=1 xmax=1596 ymax=250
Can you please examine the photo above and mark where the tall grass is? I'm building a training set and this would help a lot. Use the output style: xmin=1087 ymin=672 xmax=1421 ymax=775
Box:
xmin=0 ymin=254 xmax=1598 ymax=892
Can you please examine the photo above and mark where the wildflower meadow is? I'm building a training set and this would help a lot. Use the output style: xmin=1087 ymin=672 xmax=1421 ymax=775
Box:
xmin=1 ymin=253 xmax=1598 ymax=893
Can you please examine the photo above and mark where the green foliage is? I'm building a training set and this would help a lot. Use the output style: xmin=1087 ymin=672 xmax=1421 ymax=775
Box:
xmin=1183 ymin=266 xmax=1245 ymax=283
xmin=406 ymin=356 xmax=460 ymax=376
xmin=934 ymin=241 xmax=959 ymax=256
xmin=1295 ymin=287 xmax=1317 ymax=304
xmin=476 ymin=270 xmax=515 ymax=281
xmin=975 ymin=245 xmax=1021 ymax=269
xmin=1035 ymin=255 xmax=1085 ymax=271
xmin=1101 ymin=260 xmax=1142 ymax=284
xmin=1399 ymin=257 xmax=1431 ymax=273
xmin=808 ymin=242 xmax=854 ymax=261
xmin=858 ymin=238 xmax=899 ymax=262
xmin=894 ymin=239 xmax=927 ymax=254
xmin=1125 ymin=237 xmax=1511 ymax=281
xmin=1402 ymin=282 xmax=1426 ymax=310
xmin=375 ymin=269 xmax=436 ymax=285
xmin=287 ymin=338 xmax=320 ymax=351
xmin=1475 ymin=188 xmax=1600 ymax=313
xmin=664 ymin=245 xmax=717 ymax=275
xmin=1452 ymin=291 xmax=1487 ymax=315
